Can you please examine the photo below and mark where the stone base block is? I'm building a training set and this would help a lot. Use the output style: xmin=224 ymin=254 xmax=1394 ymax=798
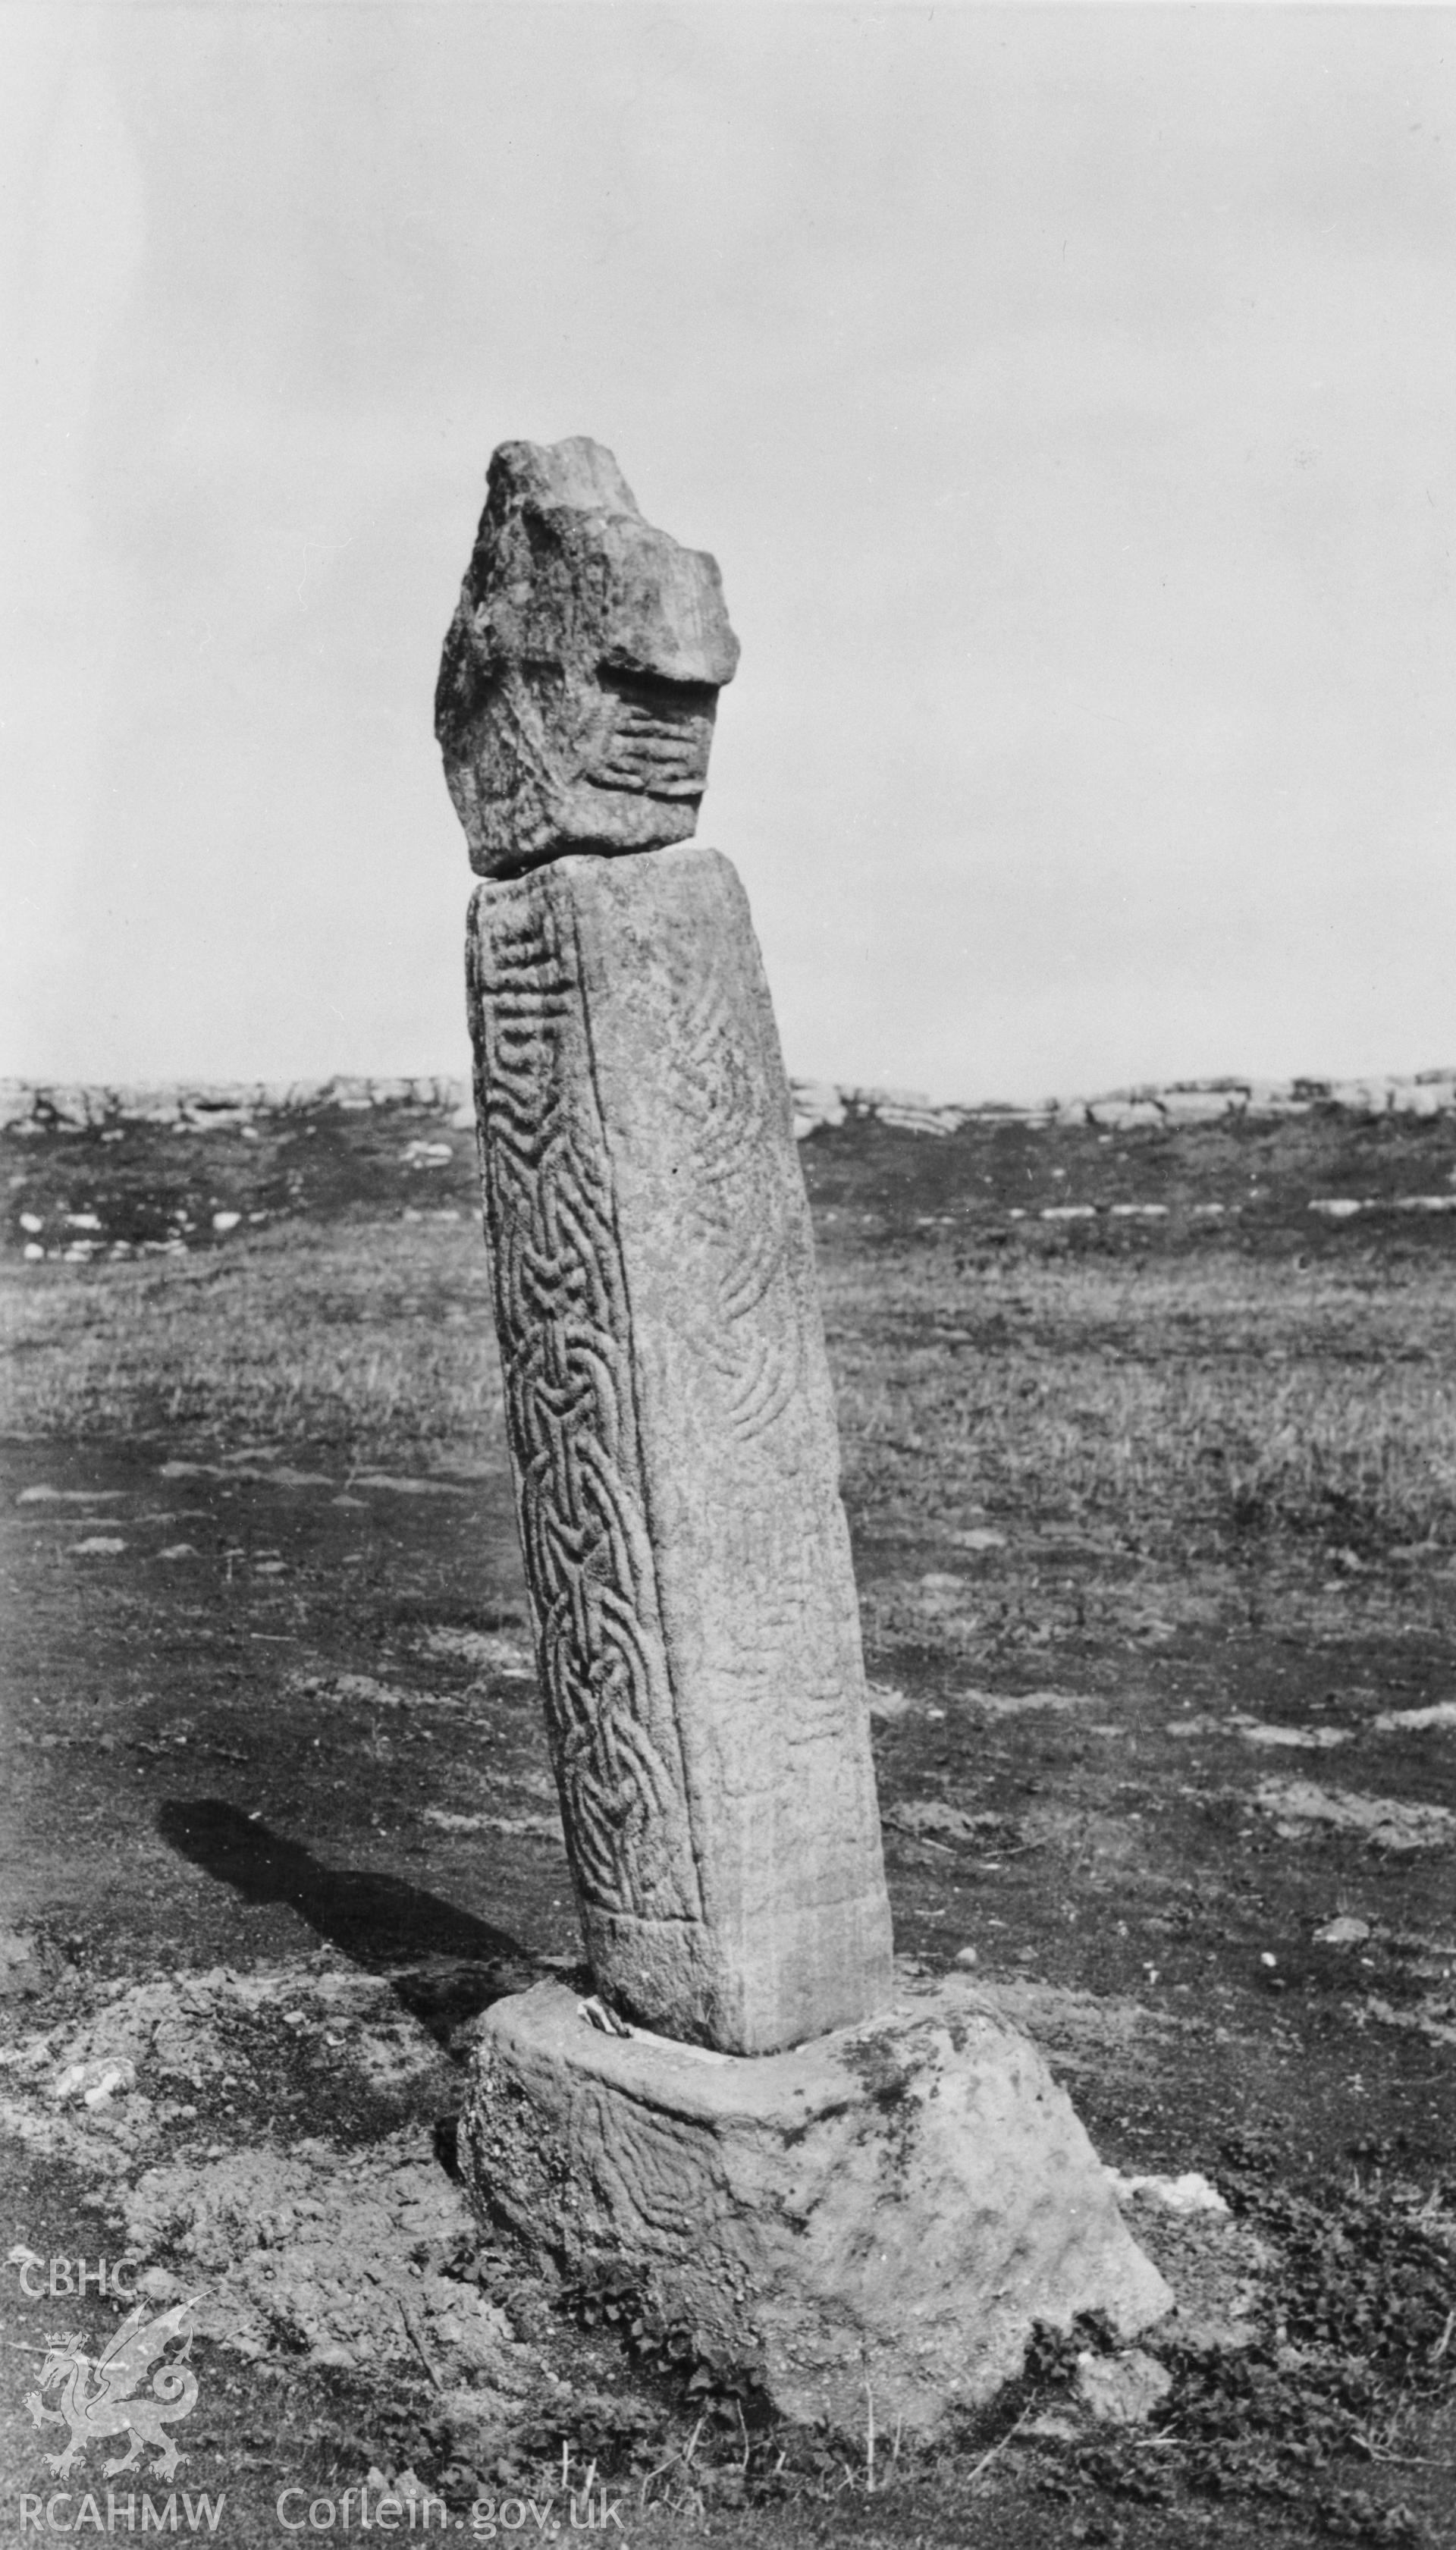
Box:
xmin=460 ymin=1980 xmax=1172 ymax=2436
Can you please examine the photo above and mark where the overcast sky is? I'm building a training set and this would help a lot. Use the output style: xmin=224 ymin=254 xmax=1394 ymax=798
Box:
xmin=2 ymin=5 xmax=1451 ymax=1103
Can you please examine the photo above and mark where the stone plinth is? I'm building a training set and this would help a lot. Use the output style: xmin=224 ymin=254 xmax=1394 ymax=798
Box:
xmin=460 ymin=1980 xmax=1174 ymax=2438
xmin=467 ymin=842 xmax=893 ymax=2055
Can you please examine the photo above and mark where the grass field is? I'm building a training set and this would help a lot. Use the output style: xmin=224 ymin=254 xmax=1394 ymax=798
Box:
xmin=5 ymin=1217 xmax=503 ymax=1456
xmin=14 ymin=1142 xmax=1456 ymax=1555
xmin=3 ymin=1098 xmax=1454 ymax=2548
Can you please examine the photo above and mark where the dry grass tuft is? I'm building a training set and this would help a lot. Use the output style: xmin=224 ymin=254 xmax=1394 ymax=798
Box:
xmin=823 ymin=1245 xmax=1456 ymax=1554
xmin=1 ymin=1217 xmax=503 ymax=1462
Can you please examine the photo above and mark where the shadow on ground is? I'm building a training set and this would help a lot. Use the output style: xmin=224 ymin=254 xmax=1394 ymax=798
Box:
xmin=159 ymin=1798 xmax=545 ymax=2038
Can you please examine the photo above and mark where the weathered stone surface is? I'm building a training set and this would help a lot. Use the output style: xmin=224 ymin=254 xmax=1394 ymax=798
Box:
xmin=436 ymin=438 xmax=739 ymax=878
xmin=466 ymin=841 xmax=893 ymax=2055
xmin=460 ymin=1978 xmax=1174 ymax=2437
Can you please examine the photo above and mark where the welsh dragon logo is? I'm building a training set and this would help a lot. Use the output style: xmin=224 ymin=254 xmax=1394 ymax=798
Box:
xmin=26 ymin=2293 xmax=204 ymax=2480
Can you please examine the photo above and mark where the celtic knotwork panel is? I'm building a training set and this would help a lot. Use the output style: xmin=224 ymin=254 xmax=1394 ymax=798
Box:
xmin=661 ymin=959 xmax=805 ymax=1446
xmin=469 ymin=884 xmax=701 ymax=1927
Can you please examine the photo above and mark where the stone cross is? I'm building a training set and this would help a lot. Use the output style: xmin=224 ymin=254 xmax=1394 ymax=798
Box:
xmin=438 ymin=439 xmax=894 ymax=2055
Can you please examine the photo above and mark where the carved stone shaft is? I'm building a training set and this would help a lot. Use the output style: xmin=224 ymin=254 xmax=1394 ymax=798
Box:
xmin=467 ymin=841 xmax=894 ymax=2054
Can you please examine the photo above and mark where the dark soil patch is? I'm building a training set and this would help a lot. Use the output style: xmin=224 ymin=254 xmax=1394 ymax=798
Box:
xmin=5 ymin=1098 xmax=477 ymax=1261
xmin=3 ymin=1101 xmax=1454 ymax=2545
xmin=801 ymin=1103 xmax=1456 ymax=1259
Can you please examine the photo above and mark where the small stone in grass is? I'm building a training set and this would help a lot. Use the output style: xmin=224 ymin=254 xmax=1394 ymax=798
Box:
xmin=1314 ymin=1914 xmax=1371 ymax=1946
xmin=1074 ymin=2347 xmax=1172 ymax=2426
xmin=1106 ymin=2169 xmax=1228 ymax=2216
xmin=52 ymin=2056 xmax=136 ymax=2107
xmin=867 ymin=1683 xmax=911 ymax=1723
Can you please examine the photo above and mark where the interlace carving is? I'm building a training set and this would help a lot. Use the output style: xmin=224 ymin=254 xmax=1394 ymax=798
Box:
xmin=470 ymin=888 xmax=701 ymax=1927
xmin=665 ymin=964 xmax=805 ymax=1445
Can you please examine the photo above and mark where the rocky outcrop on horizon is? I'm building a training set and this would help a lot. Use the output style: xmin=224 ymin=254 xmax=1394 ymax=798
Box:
xmin=3 ymin=1066 xmax=1455 ymax=1142
xmin=786 ymin=1070 xmax=1456 ymax=1136
xmin=0 ymin=1076 xmax=474 ymax=1135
